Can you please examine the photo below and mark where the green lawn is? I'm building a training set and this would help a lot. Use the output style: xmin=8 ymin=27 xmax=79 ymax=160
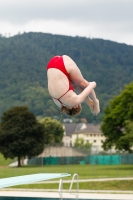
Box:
xmin=13 ymin=180 xmax=133 ymax=191
xmin=0 ymin=154 xmax=133 ymax=191
xmin=0 ymin=164 xmax=133 ymax=179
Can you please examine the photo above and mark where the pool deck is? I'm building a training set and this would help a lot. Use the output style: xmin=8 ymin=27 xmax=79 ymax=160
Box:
xmin=0 ymin=176 xmax=133 ymax=199
xmin=0 ymin=190 xmax=133 ymax=200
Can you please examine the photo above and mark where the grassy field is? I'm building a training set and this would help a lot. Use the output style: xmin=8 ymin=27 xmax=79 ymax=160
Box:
xmin=0 ymin=154 xmax=133 ymax=191
xmin=13 ymin=180 xmax=133 ymax=191
xmin=0 ymin=164 xmax=133 ymax=178
xmin=0 ymin=164 xmax=133 ymax=191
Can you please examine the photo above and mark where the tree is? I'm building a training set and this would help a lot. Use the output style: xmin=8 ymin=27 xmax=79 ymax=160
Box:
xmin=40 ymin=117 xmax=64 ymax=145
xmin=101 ymin=82 xmax=133 ymax=152
xmin=118 ymin=120 xmax=133 ymax=150
xmin=0 ymin=106 xmax=45 ymax=167
xmin=74 ymin=137 xmax=92 ymax=153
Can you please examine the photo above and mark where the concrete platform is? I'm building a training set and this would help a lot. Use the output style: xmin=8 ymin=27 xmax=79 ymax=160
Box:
xmin=0 ymin=190 xmax=133 ymax=200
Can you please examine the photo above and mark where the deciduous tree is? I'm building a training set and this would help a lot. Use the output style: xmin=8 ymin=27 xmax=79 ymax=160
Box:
xmin=74 ymin=137 xmax=92 ymax=153
xmin=101 ymin=82 xmax=133 ymax=152
xmin=0 ymin=106 xmax=45 ymax=167
xmin=40 ymin=117 xmax=64 ymax=145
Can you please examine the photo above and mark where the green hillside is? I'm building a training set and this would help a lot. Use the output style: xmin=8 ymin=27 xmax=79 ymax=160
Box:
xmin=0 ymin=32 xmax=133 ymax=122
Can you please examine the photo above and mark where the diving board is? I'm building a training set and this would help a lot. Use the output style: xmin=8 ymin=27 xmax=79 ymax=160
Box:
xmin=0 ymin=173 xmax=71 ymax=189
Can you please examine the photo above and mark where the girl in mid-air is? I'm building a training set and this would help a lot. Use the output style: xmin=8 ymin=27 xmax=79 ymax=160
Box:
xmin=47 ymin=55 xmax=100 ymax=116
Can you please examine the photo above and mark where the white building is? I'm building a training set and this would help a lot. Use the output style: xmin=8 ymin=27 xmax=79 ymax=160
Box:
xmin=62 ymin=123 xmax=87 ymax=147
xmin=72 ymin=124 xmax=105 ymax=152
xmin=63 ymin=123 xmax=105 ymax=152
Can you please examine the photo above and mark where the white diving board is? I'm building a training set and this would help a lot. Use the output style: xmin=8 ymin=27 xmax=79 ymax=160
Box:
xmin=0 ymin=173 xmax=71 ymax=189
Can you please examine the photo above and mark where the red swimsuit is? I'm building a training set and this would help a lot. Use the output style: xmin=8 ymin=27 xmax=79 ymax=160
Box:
xmin=46 ymin=56 xmax=74 ymax=105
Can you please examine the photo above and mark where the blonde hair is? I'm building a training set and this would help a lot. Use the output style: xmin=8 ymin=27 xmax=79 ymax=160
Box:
xmin=60 ymin=104 xmax=82 ymax=116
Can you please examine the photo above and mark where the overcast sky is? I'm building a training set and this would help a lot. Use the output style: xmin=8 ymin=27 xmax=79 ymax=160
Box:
xmin=0 ymin=0 xmax=133 ymax=46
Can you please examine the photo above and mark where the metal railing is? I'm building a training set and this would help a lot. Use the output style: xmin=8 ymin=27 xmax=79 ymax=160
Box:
xmin=58 ymin=173 xmax=79 ymax=200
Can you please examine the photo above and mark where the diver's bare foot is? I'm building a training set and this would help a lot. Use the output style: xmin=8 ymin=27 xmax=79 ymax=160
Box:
xmin=93 ymin=99 xmax=100 ymax=115
xmin=88 ymin=98 xmax=100 ymax=115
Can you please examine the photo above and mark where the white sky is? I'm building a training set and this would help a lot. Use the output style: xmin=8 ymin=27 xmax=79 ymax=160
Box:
xmin=0 ymin=0 xmax=133 ymax=45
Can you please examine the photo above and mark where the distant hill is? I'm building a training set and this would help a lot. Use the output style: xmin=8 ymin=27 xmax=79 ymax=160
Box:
xmin=0 ymin=32 xmax=133 ymax=122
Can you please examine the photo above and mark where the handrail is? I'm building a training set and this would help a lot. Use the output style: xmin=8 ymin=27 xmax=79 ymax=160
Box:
xmin=58 ymin=178 xmax=63 ymax=200
xmin=69 ymin=173 xmax=79 ymax=200
xmin=58 ymin=173 xmax=79 ymax=200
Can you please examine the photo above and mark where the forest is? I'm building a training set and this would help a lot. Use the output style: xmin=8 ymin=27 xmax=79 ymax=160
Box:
xmin=0 ymin=32 xmax=133 ymax=122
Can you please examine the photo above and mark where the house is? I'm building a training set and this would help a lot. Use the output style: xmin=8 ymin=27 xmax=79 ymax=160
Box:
xmin=40 ymin=123 xmax=104 ymax=158
xmin=62 ymin=123 xmax=87 ymax=147
xmin=71 ymin=124 xmax=105 ymax=152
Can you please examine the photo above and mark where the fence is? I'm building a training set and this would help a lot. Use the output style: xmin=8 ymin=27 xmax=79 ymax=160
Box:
xmin=28 ymin=154 xmax=133 ymax=165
